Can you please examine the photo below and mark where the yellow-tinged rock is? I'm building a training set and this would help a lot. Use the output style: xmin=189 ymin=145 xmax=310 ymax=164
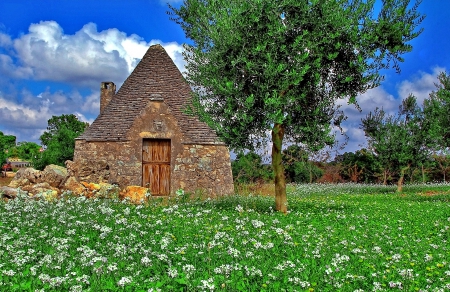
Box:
xmin=81 ymin=181 xmax=101 ymax=191
xmin=79 ymin=181 xmax=119 ymax=199
xmin=120 ymin=186 xmax=150 ymax=204
xmin=41 ymin=190 xmax=58 ymax=202
xmin=63 ymin=177 xmax=86 ymax=195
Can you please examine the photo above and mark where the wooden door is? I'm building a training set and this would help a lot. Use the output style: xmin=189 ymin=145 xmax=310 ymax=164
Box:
xmin=142 ymin=139 xmax=170 ymax=195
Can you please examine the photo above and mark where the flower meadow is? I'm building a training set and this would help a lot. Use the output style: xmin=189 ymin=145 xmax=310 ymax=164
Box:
xmin=1 ymin=183 xmax=450 ymax=291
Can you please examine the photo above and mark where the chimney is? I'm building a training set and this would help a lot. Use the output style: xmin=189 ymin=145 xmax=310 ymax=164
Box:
xmin=100 ymin=82 xmax=116 ymax=114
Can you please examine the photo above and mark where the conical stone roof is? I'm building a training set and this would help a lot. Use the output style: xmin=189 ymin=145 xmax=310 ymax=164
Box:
xmin=77 ymin=44 xmax=223 ymax=144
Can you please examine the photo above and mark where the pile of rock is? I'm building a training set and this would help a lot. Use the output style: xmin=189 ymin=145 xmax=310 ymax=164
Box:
xmin=0 ymin=164 xmax=151 ymax=203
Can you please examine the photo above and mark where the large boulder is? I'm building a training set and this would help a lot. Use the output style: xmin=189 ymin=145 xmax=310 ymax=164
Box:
xmin=9 ymin=168 xmax=41 ymax=186
xmin=62 ymin=176 xmax=86 ymax=194
xmin=41 ymin=164 xmax=68 ymax=188
xmin=81 ymin=182 xmax=119 ymax=199
xmin=0 ymin=186 xmax=23 ymax=199
xmin=8 ymin=178 xmax=30 ymax=189
xmin=21 ymin=182 xmax=57 ymax=196
xmin=9 ymin=165 xmax=67 ymax=190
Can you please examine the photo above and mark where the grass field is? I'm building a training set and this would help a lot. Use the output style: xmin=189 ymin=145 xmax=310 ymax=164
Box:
xmin=1 ymin=183 xmax=450 ymax=291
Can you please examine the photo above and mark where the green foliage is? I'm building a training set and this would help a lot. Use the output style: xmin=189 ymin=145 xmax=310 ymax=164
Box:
xmin=231 ymin=152 xmax=272 ymax=183
xmin=8 ymin=142 xmax=41 ymax=161
xmin=336 ymin=149 xmax=380 ymax=183
xmin=0 ymin=131 xmax=16 ymax=164
xmin=169 ymin=0 xmax=424 ymax=210
xmin=361 ymin=95 xmax=435 ymax=190
xmin=430 ymin=152 xmax=450 ymax=182
xmin=423 ymin=71 xmax=450 ymax=149
xmin=282 ymin=145 xmax=323 ymax=183
xmin=34 ymin=114 xmax=88 ymax=170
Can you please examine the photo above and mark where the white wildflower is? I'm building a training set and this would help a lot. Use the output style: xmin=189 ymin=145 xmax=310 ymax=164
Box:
xmin=117 ymin=276 xmax=133 ymax=286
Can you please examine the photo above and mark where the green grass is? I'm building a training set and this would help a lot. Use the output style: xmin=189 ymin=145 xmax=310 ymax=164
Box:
xmin=1 ymin=183 xmax=450 ymax=291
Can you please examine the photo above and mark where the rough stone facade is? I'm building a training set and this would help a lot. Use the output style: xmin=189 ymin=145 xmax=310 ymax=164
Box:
xmin=72 ymin=44 xmax=234 ymax=195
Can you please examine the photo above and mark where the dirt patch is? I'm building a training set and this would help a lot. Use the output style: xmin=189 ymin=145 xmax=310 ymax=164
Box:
xmin=235 ymin=183 xmax=275 ymax=197
xmin=0 ymin=176 xmax=13 ymax=187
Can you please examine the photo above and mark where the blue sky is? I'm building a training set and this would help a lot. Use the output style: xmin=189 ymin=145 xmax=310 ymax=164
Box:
xmin=0 ymin=0 xmax=449 ymax=156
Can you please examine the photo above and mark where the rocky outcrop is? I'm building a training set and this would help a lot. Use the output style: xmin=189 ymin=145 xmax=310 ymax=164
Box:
xmin=0 ymin=163 xmax=147 ymax=203
xmin=7 ymin=165 xmax=67 ymax=190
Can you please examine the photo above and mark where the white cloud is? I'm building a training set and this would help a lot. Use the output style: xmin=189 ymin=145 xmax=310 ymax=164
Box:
xmin=0 ymin=54 xmax=33 ymax=79
xmin=0 ymin=89 xmax=100 ymax=143
xmin=336 ymin=86 xmax=399 ymax=154
xmin=1 ymin=21 xmax=185 ymax=88
xmin=0 ymin=32 xmax=12 ymax=47
xmin=338 ymin=86 xmax=398 ymax=125
xmin=397 ymin=66 xmax=447 ymax=105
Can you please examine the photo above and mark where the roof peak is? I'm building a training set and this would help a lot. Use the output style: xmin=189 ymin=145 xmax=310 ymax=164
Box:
xmin=149 ymin=44 xmax=164 ymax=49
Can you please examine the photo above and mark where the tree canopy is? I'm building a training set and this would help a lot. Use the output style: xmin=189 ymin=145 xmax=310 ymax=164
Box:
xmin=8 ymin=142 xmax=41 ymax=162
xmin=423 ymin=72 xmax=450 ymax=149
xmin=361 ymin=95 xmax=435 ymax=191
xmin=231 ymin=152 xmax=273 ymax=183
xmin=34 ymin=114 xmax=88 ymax=170
xmin=169 ymin=0 xmax=424 ymax=212
xmin=0 ymin=131 xmax=16 ymax=164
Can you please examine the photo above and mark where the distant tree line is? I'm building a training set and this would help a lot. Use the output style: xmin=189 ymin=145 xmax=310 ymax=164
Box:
xmin=0 ymin=114 xmax=88 ymax=170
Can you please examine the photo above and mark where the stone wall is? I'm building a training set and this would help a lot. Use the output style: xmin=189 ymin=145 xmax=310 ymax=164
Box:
xmin=172 ymin=144 xmax=234 ymax=195
xmin=72 ymin=140 xmax=141 ymax=187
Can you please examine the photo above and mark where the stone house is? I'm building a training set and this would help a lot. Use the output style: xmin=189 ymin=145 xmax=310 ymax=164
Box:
xmin=72 ymin=44 xmax=234 ymax=195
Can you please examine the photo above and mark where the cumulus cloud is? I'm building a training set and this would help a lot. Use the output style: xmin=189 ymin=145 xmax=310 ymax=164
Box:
xmin=336 ymin=68 xmax=446 ymax=154
xmin=0 ymin=88 xmax=100 ymax=143
xmin=338 ymin=86 xmax=398 ymax=122
xmin=397 ymin=66 xmax=447 ymax=105
xmin=0 ymin=32 xmax=12 ymax=47
xmin=2 ymin=21 xmax=185 ymax=88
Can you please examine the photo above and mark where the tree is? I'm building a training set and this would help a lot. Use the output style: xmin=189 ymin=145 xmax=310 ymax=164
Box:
xmin=361 ymin=95 xmax=434 ymax=192
xmin=338 ymin=149 xmax=380 ymax=183
xmin=10 ymin=142 xmax=41 ymax=161
xmin=169 ymin=0 xmax=424 ymax=212
xmin=0 ymin=131 xmax=16 ymax=164
xmin=432 ymin=152 xmax=450 ymax=182
xmin=232 ymin=152 xmax=273 ymax=183
xmin=282 ymin=145 xmax=323 ymax=183
xmin=34 ymin=114 xmax=88 ymax=170
xmin=423 ymin=72 xmax=450 ymax=149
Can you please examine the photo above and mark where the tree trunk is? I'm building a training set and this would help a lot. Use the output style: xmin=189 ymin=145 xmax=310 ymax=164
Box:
xmin=397 ymin=174 xmax=404 ymax=192
xmin=397 ymin=165 xmax=410 ymax=192
xmin=422 ymin=165 xmax=425 ymax=184
xmin=383 ymin=169 xmax=387 ymax=185
xmin=309 ymin=162 xmax=313 ymax=184
xmin=272 ymin=123 xmax=287 ymax=213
